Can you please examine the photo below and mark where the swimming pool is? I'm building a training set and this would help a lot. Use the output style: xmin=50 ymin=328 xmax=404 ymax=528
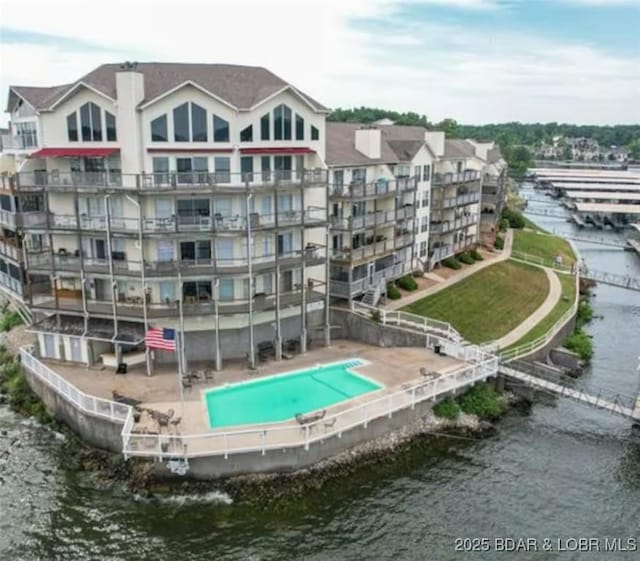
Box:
xmin=205 ymin=359 xmax=382 ymax=428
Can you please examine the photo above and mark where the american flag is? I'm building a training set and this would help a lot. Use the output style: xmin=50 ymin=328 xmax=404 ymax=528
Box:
xmin=145 ymin=327 xmax=176 ymax=351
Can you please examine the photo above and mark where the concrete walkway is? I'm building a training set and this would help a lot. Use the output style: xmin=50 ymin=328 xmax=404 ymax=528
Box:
xmin=492 ymin=267 xmax=562 ymax=349
xmin=385 ymin=229 xmax=514 ymax=310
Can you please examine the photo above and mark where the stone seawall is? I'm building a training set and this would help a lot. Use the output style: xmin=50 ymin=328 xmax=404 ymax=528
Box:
xmin=22 ymin=366 xmax=124 ymax=453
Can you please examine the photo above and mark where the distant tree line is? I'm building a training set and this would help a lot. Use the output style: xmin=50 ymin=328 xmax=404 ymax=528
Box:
xmin=328 ymin=107 xmax=640 ymax=151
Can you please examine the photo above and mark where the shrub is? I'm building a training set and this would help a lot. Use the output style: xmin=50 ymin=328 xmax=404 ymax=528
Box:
xmin=501 ymin=207 xmax=526 ymax=229
xmin=564 ymin=329 xmax=593 ymax=361
xmin=370 ymin=309 xmax=382 ymax=323
xmin=396 ymin=275 xmax=418 ymax=291
xmin=457 ymin=382 xmax=507 ymax=420
xmin=494 ymin=236 xmax=505 ymax=250
xmin=470 ymin=249 xmax=484 ymax=261
xmin=499 ymin=218 xmax=510 ymax=232
xmin=433 ymin=398 xmax=461 ymax=420
xmin=387 ymin=283 xmax=401 ymax=300
xmin=576 ymin=301 xmax=594 ymax=330
xmin=442 ymin=257 xmax=462 ymax=270
xmin=0 ymin=311 xmax=23 ymax=332
xmin=457 ymin=252 xmax=475 ymax=265
xmin=412 ymin=270 xmax=424 ymax=278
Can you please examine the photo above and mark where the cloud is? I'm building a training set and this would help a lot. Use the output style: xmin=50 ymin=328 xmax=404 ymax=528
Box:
xmin=0 ymin=0 xmax=638 ymax=125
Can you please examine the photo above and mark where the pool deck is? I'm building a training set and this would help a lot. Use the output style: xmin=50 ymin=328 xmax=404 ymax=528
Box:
xmin=42 ymin=340 xmax=465 ymax=454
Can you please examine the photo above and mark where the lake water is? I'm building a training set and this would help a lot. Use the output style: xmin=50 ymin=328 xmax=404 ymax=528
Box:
xmin=1 ymin=185 xmax=639 ymax=560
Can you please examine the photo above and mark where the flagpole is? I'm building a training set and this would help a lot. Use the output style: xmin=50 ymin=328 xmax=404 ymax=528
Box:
xmin=177 ymin=273 xmax=185 ymax=416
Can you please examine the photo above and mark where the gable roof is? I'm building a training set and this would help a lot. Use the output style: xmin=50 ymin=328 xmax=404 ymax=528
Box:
xmin=444 ymin=139 xmax=477 ymax=159
xmin=325 ymin=122 xmax=399 ymax=166
xmin=487 ymin=146 xmax=503 ymax=163
xmin=7 ymin=62 xmax=328 ymax=113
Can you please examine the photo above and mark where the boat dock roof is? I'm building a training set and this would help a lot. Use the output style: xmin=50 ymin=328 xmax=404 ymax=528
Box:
xmin=549 ymin=182 xmax=640 ymax=191
xmin=564 ymin=191 xmax=640 ymax=201
xmin=574 ymin=202 xmax=640 ymax=214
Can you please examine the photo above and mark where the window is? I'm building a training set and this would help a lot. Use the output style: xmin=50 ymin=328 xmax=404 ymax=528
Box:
xmin=151 ymin=115 xmax=168 ymax=141
xmin=241 ymin=157 xmax=254 ymax=182
xmin=352 ymin=168 xmax=366 ymax=184
xmin=295 ymin=115 xmax=304 ymax=140
xmin=240 ymin=125 xmax=253 ymax=142
xmin=214 ymin=157 xmax=231 ymax=183
xmin=419 ymin=241 xmax=427 ymax=258
xmin=67 ymin=113 xmax=78 ymax=142
xmin=176 ymin=158 xmax=193 ymax=183
xmin=15 ymin=122 xmax=38 ymax=148
xmin=260 ymin=113 xmax=270 ymax=140
xmin=333 ymin=170 xmax=344 ymax=190
xmin=261 ymin=156 xmax=271 ymax=182
xmin=180 ymin=240 xmax=211 ymax=262
xmin=218 ymin=278 xmax=234 ymax=301
xmin=414 ymin=165 xmax=421 ymax=180
xmin=173 ymin=103 xmax=189 ymax=141
xmin=274 ymin=155 xmax=292 ymax=180
xmin=274 ymin=104 xmax=292 ymax=140
xmin=456 ymin=161 xmax=463 ymax=174
xmin=159 ymin=281 xmax=176 ymax=302
xmin=105 ymin=112 xmax=117 ymax=141
xmin=311 ymin=125 xmax=319 ymax=141
xmin=157 ymin=241 xmax=175 ymax=262
xmin=214 ymin=196 xmax=232 ymax=217
xmin=213 ymin=115 xmax=229 ymax=142
xmin=183 ymin=280 xmax=212 ymax=302
xmin=421 ymin=217 xmax=428 ymax=233
xmin=191 ymin=103 xmax=207 ymax=141
xmin=216 ymin=239 xmax=234 ymax=261
xmin=80 ymin=102 xmax=102 ymax=141
xmin=422 ymin=165 xmax=431 ymax=182
xmin=152 ymin=157 xmax=170 ymax=185
xmin=421 ymin=194 xmax=429 ymax=208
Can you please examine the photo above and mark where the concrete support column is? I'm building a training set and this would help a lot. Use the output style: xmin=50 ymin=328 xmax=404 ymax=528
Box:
xmin=300 ymin=182 xmax=307 ymax=354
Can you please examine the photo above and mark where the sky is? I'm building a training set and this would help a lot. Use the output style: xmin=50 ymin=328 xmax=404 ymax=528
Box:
xmin=0 ymin=0 xmax=639 ymax=126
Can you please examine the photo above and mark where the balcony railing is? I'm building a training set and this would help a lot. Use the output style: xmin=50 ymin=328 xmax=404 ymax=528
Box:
xmin=429 ymin=215 xmax=478 ymax=234
xmin=330 ymin=177 xmax=416 ymax=199
xmin=3 ymin=169 xmax=328 ymax=192
xmin=332 ymin=233 xmax=413 ymax=263
xmin=1 ymin=134 xmax=38 ymax=150
xmin=31 ymin=288 xmax=325 ymax=320
xmin=0 ymin=271 xmax=24 ymax=297
xmin=25 ymin=246 xmax=326 ymax=277
xmin=0 ymin=238 xmax=22 ymax=262
xmin=431 ymin=192 xmax=480 ymax=210
xmin=330 ymin=262 xmax=410 ymax=299
xmin=330 ymin=206 xmax=415 ymax=231
xmin=432 ymin=170 xmax=481 ymax=187
xmin=22 ymin=207 xmax=327 ymax=234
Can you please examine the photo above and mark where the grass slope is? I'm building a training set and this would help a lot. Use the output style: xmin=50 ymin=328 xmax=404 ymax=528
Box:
xmin=512 ymin=230 xmax=576 ymax=265
xmin=402 ymin=260 xmax=549 ymax=344
xmin=503 ymin=273 xmax=576 ymax=351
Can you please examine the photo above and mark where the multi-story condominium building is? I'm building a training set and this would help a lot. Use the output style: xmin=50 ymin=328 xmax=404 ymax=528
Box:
xmin=1 ymin=62 xmax=330 ymax=370
xmin=475 ymin=143 xmax=508 ymax=245
xmin=325 ymin=123 xmax=418 ymax=304
xmin=428 ymin=139 xmax=484 ymax=268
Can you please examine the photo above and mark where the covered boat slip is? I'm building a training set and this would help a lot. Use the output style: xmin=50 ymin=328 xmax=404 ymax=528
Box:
xmin=551 ymin=182 xmax=640 ymax=192
xmin=571 ymin=202 xmax=640 ymax=230
xmin=530 ymin=168 xmax=640 ymax=181
xmin=564 ymin=191 xmax=640 ymax=202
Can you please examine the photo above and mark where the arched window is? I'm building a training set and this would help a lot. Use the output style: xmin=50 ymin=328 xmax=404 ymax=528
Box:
xmin=191 ymin=103 xmax=207 ymax=141
xmin=151 ymin=114 xmax=168 ymax=141
xmin=173 ymin=103 xmax=189 ymax=142
xmin=79 ymin=102 xmax=102 ymax=141
xmin=273 ymin=104 xmax=292 ymax=140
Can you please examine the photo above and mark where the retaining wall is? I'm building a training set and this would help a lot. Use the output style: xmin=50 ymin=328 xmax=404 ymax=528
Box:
xmin=22 ymin=366 xmax=124 ymax=452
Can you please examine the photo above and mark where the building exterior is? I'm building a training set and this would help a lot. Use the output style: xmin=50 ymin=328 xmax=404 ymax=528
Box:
xmin=325 ymin=123 xmax=418 ymax=305
xmin=476 ymin=143 xmax=508 ymax=245
xmin=1 ymin=62 xmax=330 ymax=370
xmin=428 ymin=139 xmax=483 ymax=268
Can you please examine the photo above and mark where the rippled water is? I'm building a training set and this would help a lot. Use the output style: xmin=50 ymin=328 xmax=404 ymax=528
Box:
xmin=1 ymin=187 xmax=639 ymax=560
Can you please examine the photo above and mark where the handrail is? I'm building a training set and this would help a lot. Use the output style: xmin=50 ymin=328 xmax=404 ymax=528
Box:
xmin=19 ymin=348 xmax=131 ymax=422
xmin=509 ymin=251 xmax=575 ymax=274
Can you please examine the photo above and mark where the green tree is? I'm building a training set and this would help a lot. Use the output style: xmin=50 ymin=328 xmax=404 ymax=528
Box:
xmin=628 ymin=139 xmax=640 ymax=160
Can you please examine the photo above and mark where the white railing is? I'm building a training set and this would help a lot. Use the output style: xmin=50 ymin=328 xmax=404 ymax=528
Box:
xmin=19 ymin=348 xmax=131 ymax=423
xmin=498 ymin=272 xmax=580 ymax=362
xmin=351 ymin=300 xmax=463 ymax=343
xmin=122 ymin=349 xmax=499 ymax=460
xmin=510 ymin=251 xmax=575 ymax=274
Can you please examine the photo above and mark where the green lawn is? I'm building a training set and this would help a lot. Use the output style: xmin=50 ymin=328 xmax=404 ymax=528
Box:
xmin=402 ymin=260 xmax=549 ymax=344
xmin=502 ymin=273 xmax=577 ymax=352
xmin=512 ymin=230 xmax=576 ymax=265
xmin=522 ymin=215 xmax=548 ymax=233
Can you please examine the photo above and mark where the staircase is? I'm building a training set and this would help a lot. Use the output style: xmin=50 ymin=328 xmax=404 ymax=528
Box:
xmin=362 ymin=284 xmax=382 ymax=307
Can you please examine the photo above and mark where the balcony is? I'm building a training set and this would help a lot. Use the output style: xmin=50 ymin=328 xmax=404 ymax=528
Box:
xmin=5 ymin=169 xmax=328 ymax=193
xmin=432 ymin=170 xmax=481 ymax=187
xmin=429 ymin=215 xmax=478 ymax=234
xmin=0 ymin=238 xmax=23 ymax=262
xmin=432 ymin=192 xmax=480 ymax=210
xmin=332 ymin=233 xmax=413 ymax=263
xmin=330 ymin=262 xmax=410 ymax=299
xmin=330 ymin=177 xmax=416 ymax=200
xmin=30 ymin=288 xmax=325 ymax=320
xmin=1 ymin=134 xmax=38 ymax=151
xmin=330 ymin=205 xmax=414 ymax=231
xmin=25 ymin=246 xmax=326 ymax=278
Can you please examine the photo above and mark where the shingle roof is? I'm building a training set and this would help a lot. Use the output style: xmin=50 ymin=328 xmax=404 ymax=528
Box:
xmin=444 ymin=139 xmax=477 ymax=159
xmin=487 ymin=146 xmax=503 ymax=163
xmin=325 ymin=122 xmax=399 ymax=166
xmin=386 ymin=140 xmax=425 ymax=161
xmin=8 ymin=63 xmax=328 ymax=112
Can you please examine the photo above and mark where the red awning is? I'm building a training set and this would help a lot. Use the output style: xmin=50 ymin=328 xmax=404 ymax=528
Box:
xmin=239 ymin=147 xmax=315 ymax=155
xmin=29 ymin=147 xmax=120 ymax=158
